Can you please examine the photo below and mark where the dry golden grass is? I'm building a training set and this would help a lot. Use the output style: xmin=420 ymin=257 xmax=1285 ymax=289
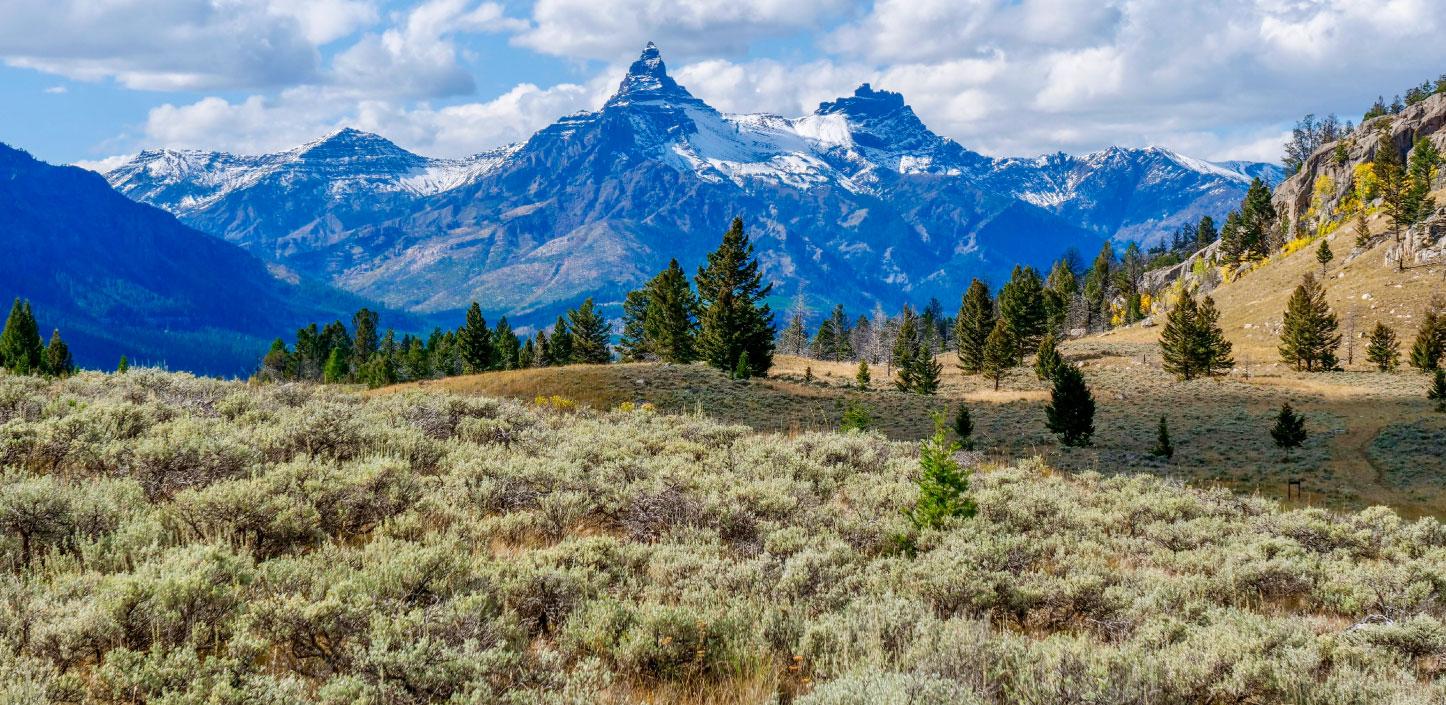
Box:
xmin=376 ymin=341 xmax=1446 ymax=519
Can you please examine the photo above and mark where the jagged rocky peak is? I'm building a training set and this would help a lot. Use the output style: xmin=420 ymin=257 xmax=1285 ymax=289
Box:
xmin=812 ymin=83 xmax=940 ymax=151
xmin=605 ymin=42 xmax=704 ymax=108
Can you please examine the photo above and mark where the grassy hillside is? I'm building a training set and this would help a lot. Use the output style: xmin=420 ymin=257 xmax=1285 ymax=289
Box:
xmin=380 ymin=344 xmax=1445 ymax=518
xmin=2 ymin=369 xmax=1445 ymax=703
xmin=1112 ymin=210 xmax=1446 ymax=367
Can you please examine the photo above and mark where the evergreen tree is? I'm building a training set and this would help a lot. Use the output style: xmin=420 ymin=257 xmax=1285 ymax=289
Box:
xmin=518 ymin=337 xmax=536 ymax=369
xmin=261 ymin=338 xmax=291 ymax=380
xmin=1239 ymin=177 xmax=1277 ymax=261
xmin=1194 ymin=296 xmax=1235 ymax=376
xmin=43 ymin=330 xmax=73 ymax=377
xmin=998 ymin=265 xmax=1048 ymax=357
xmin=980 ymin=319 xmax=1014 ymax=391
xmin=954 ymin=279 xmax=995 ymax=373
xmin=733 ymin=351 xmax=752 ymax=380
xmin=568 ymin=299 xmax=612 ymax=364
xmin=892 ymin=305 xmax=920 ymax=392
xmin=1044 ymin=259 xmax=1078 ymax=334
xmin=1279 ymin=273 xmax=1341 ymax=371
xmin=910 ymin=349 xmax=942 ymax=395
xmin=351 ymin=308 xmax=379 ymax=364
xmin=548 ymin=315 xmax=574 ymax=366
xmin=1316 ymin=240 xmax=1333 ymax=277
xmin=811 ymin=317 xmax=838 ymax=361
xmin=533 ymin=330 xmax=550 ymax=367
xmin=1366 ymin=322 xmax=1401 ymax=371
xmin=1374 ymin=132 xmax=1410 ymax=271
xmin=618 ymin=288 xmax=651 ymax=362
xmin=1195 ymin=215 xmax=1218 ymax=250
xmin=117 ymin=355 xmax=129 ymax=374
xmin=907 ymin=414 xmax=976 ymax=530
xmin=952 ymin=405 xmax=974 ymax=451
xmin=1033 ymin=332 xmax=1064 ymax=381
xmin=1083 ymin=242 xmax=1114 ymax=328
xmin=695 ymin=217 xmax=776 ymax=377
xmin=778 ymin=311 xmax=809 ymax=358
xmin=855 ymin=360 xmax=871 ymax=388
xmin=1151 ymin=415 xmax=1174 ymax=460
xmin=0 ymin=299 xmax=43 ymax=374
xmin=492 ymin=317 xmax=521 ymax=370
xmin=1405 ymin=137 xmax=1440 ymax=224
xmin=458 ymin=302 xmax=492 ymax=373
xmin=1429 ymin=369 xmax=1446 ymax=412
xmin=643 ymin=259 xmax=698 ymax=363
xmin=1045 ymin=363 xmax=1095 ymax=447
xmin=323 ymin=348 xmax=349 ymax=383
xmin=1159 ymin=292 xmax=1199 ymax=380
xmin=1409 ymin=303 xmax=1444 ymax=371
xmin=826 ymin=304 xmax=853 ymax=361
xmin=1270 ymin=402 xmax=1307 ymax=457
xmin=839 ymin=400 xmax=872 ymax=432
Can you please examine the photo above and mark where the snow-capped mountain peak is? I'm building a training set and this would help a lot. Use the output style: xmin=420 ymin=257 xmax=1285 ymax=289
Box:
xmin=605 ymin=41 xmax=705 ymax=109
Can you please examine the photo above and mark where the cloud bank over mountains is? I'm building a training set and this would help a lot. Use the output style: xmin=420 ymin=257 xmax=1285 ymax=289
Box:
xmin=7 ymin=0 xmax=1446 ymax=164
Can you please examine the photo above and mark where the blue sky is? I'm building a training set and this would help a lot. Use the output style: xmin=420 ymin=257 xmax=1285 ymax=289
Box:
xmin=4 ymin=0 xmax=1444 ymax=168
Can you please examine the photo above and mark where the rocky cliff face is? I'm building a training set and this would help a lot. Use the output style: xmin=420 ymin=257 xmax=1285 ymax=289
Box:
xmin=1273 ymin=93 xmax=1446 ymax=232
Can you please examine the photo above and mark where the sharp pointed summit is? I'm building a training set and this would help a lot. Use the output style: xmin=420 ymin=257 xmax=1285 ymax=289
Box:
xmin=605 ymin=42 xmax=703 ymax=108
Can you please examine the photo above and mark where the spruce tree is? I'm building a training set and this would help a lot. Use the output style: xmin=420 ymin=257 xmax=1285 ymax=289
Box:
xmin=458 ymin=302 xmax=492 ymax=372
xmin=911 ymin=350 xmax=942 ymax=395
xmin=1278 ymin=273 xmax=1341 ymax=371
xmin=549 ymin=315 xmax=574 ymax=366
xmin=1044 ymin=259 xmax=1078 ymax=334
xmin=1374 ymin=132 xmax=1410 ymax=271
xmin=618 ymin=288 xmax=651 ymax=362
xmin=1409 ymin=302 xmax=1444 ymax=371
xmin=492 ymin=317 xmax=521 ymax=370
xmin=1366 ymin=322 xmax=1401 ymax=371
xmin=0 ymin=299 xmax=43 ymax=374
xmin=908 ymin=414 xmax=975 ymax=530
xmin=811 ymin=318 xmax=838 ymax=361
xmin=261 ymin=338 xmax=291 ymax=380
xmin=733 ymin=352 xmax=752 ymax=380
xmin=826 ymin=304 xmax=853 ymax=361
xmin=519 ymin=337 xmax=536 ymax=369
xmin=533 ymin=330 xmax=550 ymax=367
xmin=1151 ymin=415 xmax=1174 ymax=460
xmin=351 ymin=308 xmax=379 ymax=364
xmin=954 ymin=279 xmax=994 ymax=373
xmin=892 ymin=306 xmax=920 ymax=392
xmin=1045 ymin=363 xmax=1095 ymax=447
xmin=323 ymin=348 xmax=349 ymax=383
xmin=981 ymin=319 xmax=1014 ymax=391
xmin=1195 ymin=215 xmax=1218 ymax=249
xmin=839 ymin=400 xmax=872 ymax=432
xmin=1083 ymin=242 xmax=1114 ymax=329
xmin=1316 ymin=240 xmax=1333 ymax=277
xmin=1033 ymin=332 xmax=1064 ymax=381
xmin=1194 ymin=296 xmax=1235 ymax=376
xmin=1429 ymin=369 xmax=1446 ymax=412
xmin=643 ymin=259 xmax=698 ymax=363
xmin=43 ymin=330 xmax=73 ymax=377
xmin=695 ymin=217 xmax=776 ymax=377
xmin=998 ymin=265 xmax=1048 ymax=357
xmin=1270 ymin=402 xmax=1307 ymax=457
xmin=1160 ymin=291 xmax=1200 ymax=380
xmin=117 ymin=355 xmax=129 ymax=374
xmin=952 ymin=405 xmax=974 ymax=451
xmin=568 ymin=298 xmax=612 ymax=364
xmin=856 ymin=360 xmax=871 ymax=388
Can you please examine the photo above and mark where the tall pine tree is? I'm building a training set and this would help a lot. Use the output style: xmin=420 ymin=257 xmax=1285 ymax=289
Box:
xmin=0 ymin=299 xmax=43 ymax=374
xmin=1366 ymin=322 xmax=1401 ymax=371
xmin=998 ymin=265 xmax=1048 ymax=358
xmin=981 ymin=319 xmax=1014 ymax=392
xmin=458 ymin=302 xmax=492 ymax=373
xmin=1159 ymin=290 xmax=1201 ymax=380
xmin=1279 ymin=273 xmax=1341 ymax=372
xmin=618 ymin=288 xmax=651 ymax=362
xmin=1045 ymin=363 xmax=1095 ymax=447
xmin=43 ymin=330 xmax=73 ymax=377
xmin=643 ymin=259 xmax=698 ymax=363
xmin=892 ymin=305 xmax=920 ymax=392
xmin=568 ymin=298 xmax=612 ymax=364
xmin=695 ymin=217 xmax=776 ymax=377
xmin=955 ymin=279 xmax=995 ymax=373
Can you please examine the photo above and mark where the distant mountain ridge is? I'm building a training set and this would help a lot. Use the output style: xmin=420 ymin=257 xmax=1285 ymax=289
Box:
xmin=101 ymin=43 xmax=1281 ymax=320
xmin=0 ymin=143 xmax=397 ymax=375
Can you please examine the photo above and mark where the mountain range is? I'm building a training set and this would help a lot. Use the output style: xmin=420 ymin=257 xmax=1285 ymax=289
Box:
xmin=0 ymin=143 xmax=397 ymax=375
xmin=101 ymin=43 xmax=1282 ymax=323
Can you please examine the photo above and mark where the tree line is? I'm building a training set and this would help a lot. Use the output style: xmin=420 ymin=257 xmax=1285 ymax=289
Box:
xmin=259 ymin=217 xmax=777 ymax=386
xmin=0 ymin=299 xmax=73 ymax=377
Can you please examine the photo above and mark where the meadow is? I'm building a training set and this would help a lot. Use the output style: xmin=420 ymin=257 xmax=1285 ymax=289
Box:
xmin=4 ymin=369 xmax=1444 ymax=703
